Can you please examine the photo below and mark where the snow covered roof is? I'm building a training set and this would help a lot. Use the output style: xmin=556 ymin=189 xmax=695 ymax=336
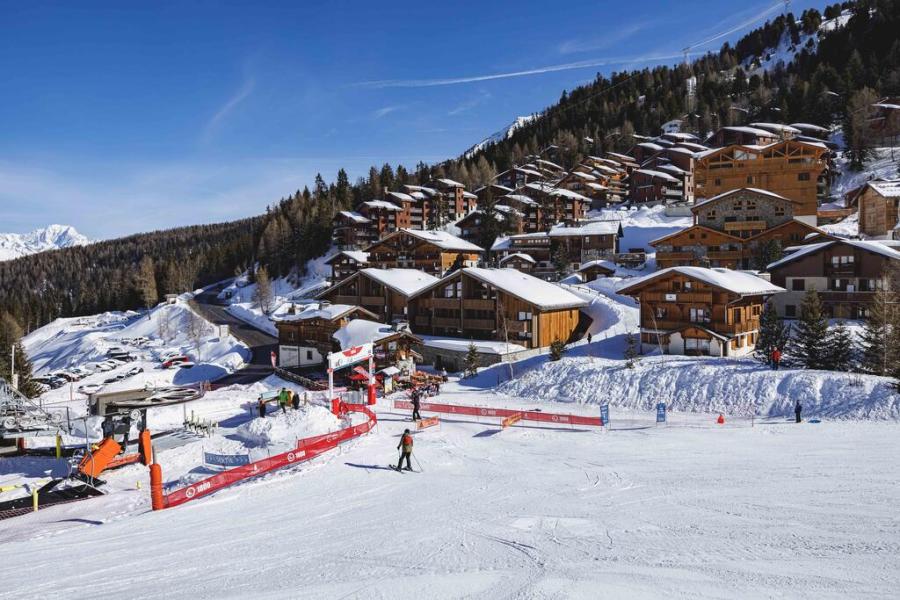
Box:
xmin=436 ymin=178 xmax=465 ymax=189
xmin=676 ymin=142 xmax=708 ymax=152
xmin=362 ymin=200 xmax=402 ymax=211
xmin=767 ymin=240 xmax=900 ymax=271
xmin=534 ymin=158 xmax=563 ymax=170
xmin=637 ymin=142 xmax=665 ymax=152
xmin=867 ymin=179 xmax=900 ymax=198
xmin=338 ymin=211 xmax=370 ymax=224
xmin=790 ymin=122 xmax=830 ymax=134
xmin=571 ymin=171 xmax=597 ymax=181
xmin=385 ymin=191 xmax=415 ymax=203
xmin=326 ymin=250 xmax=369 ymax=264
xmin=692 ymin=187 xmax=793 ymax=210
xmin=514 ymin=167 xmax=544 ymax=178
xmin=749 ymin=122 xmax=801 ymax=135
xmin=524 ymin=181 xmax=555 ymax=194
xmin=499 ymin=252 xmax=536 ymax=265
xmin=494 ymin=204 xmax=524 ymax=218
xmin=549 ymin=221 xmax=620 ymax=237
xmin=399 ymin=229 xmax=483 ymax=252
xmin=619 ymin=267 xmax=785 ymax=296
xmin=550 ymin=188 xmax=591 ymax=202
xmin=502 ymin=194 xmax=538 ymax=206
xmin=585 ymin=182 xmax=609 ymax=191
xmin=332 ymin=319 xmax=418 ymax=350
xmin=408 ymin=191 xmax=427 ymax=200
xmin=462 ymin=191 xmax=477 ymax=199
xmin=663 ymin=132 xmax=698 ymax=141
xmin=633 ymin=168 xmax=681 ymax=184
xmin=278 ymin=303 xmax=368 ymax=323
xmin=419 ymin=335 xmax=527 ymax=355
xmin=404 ymin=184 xmax=437 ymax=197
xmin=360 ymin=268 xmax=440 ymax=296
xmin=461 ymin=268 xmax=588 ymax=310
xmin=577 ymin=259 xmax=616 ymax=273
xmin=721 ymin=126 xmax=780 ymax=137
xmin=873 ymin=102 xmax=900 ymax=110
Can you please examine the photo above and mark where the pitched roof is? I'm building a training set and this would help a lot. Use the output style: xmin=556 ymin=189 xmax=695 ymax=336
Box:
xmin=399 ymin=229 xmax=483 ymax=252
xmin=549 ymin=221 xmax=620 ymax=237
xmin=577 ymin=259 xmax=616 ymax=273
xmin=332 ymin=319 xmax=419 ymax=350
xmin=692 ymin=187 xmax=795 ymax=211
xmin=325 ymin=250 xmax=369 ymax=265
xmin=648 ymin=224 xmax=743 ymax=246
xmin=361 ymin=200 xmax=402 ymax=211
xmin=499 ymin=252 xmax=536 ymax=265
xmin=337 ymin=211 xmax=370 ymax=224
xmin=867 ymin=179 xmax=900 ymax=198
xmin=461 ymin=268 xmax=588 ymax=310
xmin=386 ymin=191 xmax=415 ymax=203
xmin=277 ymin=303 xmax=376 ymax=323
xmin=767 ymin=240 xmax=900 ymax=270
xmin=619 ymin=267 xmax=784 ymax=296
xmin=361 ymin=268 xmax=440 ymax=296
xmin=436 ymin=178 xmax=465 ymax=188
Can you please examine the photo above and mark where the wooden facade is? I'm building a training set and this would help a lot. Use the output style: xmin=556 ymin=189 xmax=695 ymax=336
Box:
xmin=618 ymin=268 xmax=783 ymax=357
xmin=318 ymin=268 xmax=438 ymax=324
xmin=768 ymin=240 xmax=900 ymax=320
xmin=856 ymin=180 xmax=900 ymax=238
xmin=325 ymin=251 xmax=369 ymax=282
xmin=407 ymin=268 xmax=585 ymax=349
xmin=693 ymin=140 xmax=829 ymax=218
xmin=275 ymin=305 xmax=378 ymax=368
xmin=364 ymin=229 xmax=482 ymax=276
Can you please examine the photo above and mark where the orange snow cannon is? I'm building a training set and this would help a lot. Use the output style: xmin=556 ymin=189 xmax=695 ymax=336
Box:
xmin=77 ymin=437 xmax=123 ymax=480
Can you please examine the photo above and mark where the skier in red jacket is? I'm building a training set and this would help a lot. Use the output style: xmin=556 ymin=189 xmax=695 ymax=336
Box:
xmin=396 ymin=429 xmax=413 ymax=471
xmin=771 ymin=347 xmax=782 ymax=371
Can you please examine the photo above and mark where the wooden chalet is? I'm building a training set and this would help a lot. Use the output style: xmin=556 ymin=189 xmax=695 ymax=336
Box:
xmin=500 ymin=194 xmax=542 ymax=233
xmin=491 ymin=232 xmax=553 ymax=277
xmin=855 ymin=179 xmax=900 ymax=239
xmin=576 ymin=259 xmax=616 ymax=281
xmin=433 ymin=178 xmax=478 ymax=222
xmin=318 ymin=268 xmax=439 ymax=324
xmin=358 ymin=199 xmax=407 ymax=239
xmin=498 ymin=252 xmax=536 ymax=272
xmin=767 ymin=240 xmax=900 ymax=320
xmin=618 ymin=267 xmax=785 ymax=357
xmin=455 ymin=207 xmax=524 ymax=246
xmin=325 ymin=250 xmax=369 ymax=283
xmin=651 ymin=188 xmax=833 ymax=270
xmin=629 ymin=165 xmax=694 ymax=205
xmin=705 ymin=126 xmax=783 ymax=147
xmin=275 ymin=303 xmax=379 ymax=368
xmin=548 ymin=220 xmax=622 ymax=266
xmin=693 ymin=140 xmax=830 ymax=219
xmin=364 ymin=228 xmax=483 ymax=276
xmin=522 ymin=182 xmax=589 ymax=227
xmin=332 ymin=211 xmax=372 ymax=249
xmin=332 ymin=319 xmax=422 ymax=372
xmin=402 ymin=185 xmax=438 ymax=229
xmin=407 ymin=267 xmax=587 ymax=349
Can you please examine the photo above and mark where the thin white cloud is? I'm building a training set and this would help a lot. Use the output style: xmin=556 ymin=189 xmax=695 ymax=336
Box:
xmin=448 ymin=90 xmax=492 ymax=116
xmin=203 ymin=75 xmax=255 ymax=140
xmin=688 ymin=0 xmax=784 ymax=51
xmin=558 ymin=21 xmax=655 ymax=55
xmin=372 ymin=104 xmax=406 ymax=119
xmin=354 ymin=53 xmax=685 ymax=89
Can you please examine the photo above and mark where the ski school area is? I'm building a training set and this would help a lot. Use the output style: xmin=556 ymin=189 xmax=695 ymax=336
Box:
xmin=2 ymin=344 xmax=899 ymax=599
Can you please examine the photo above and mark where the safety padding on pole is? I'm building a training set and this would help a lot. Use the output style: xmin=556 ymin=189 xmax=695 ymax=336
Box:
xmin=150 ymin=463 xmax=165 ymax=511
xmin=367 ymin=384 xmax=376 ymax=405
xmin=139 ymin=430 xmax=153 ymax=466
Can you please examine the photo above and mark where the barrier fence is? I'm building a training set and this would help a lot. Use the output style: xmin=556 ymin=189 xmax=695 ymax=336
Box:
xmin=394 ymin=400 xmax=603 ymax=427
xmin=151 ymin=403 xmax=377 ymax=510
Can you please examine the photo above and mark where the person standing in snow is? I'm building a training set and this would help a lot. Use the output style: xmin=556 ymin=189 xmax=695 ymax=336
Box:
xmin=278 ymin=388 xmax=289 ymax=414
xmin=258 ymin=397 xmax=267 ymax=419
xmin=795 ymin=401 xmax=802 ymax=423
xmin=411 ymin=387 xmax=421 ymax=421
xmin=587 ymin=332 xmax=592 ymax=345
xmin=291 ymin=390 xmax=300 ymax=410
xmin=396 ymin=428 xmax=413 ymax=471
xmin=771 ymin=347 xmax=782 ymax=371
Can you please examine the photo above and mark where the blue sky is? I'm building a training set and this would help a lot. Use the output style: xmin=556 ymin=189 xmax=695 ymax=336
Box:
xmin=0 ymin=0 xmax=822 ymax=238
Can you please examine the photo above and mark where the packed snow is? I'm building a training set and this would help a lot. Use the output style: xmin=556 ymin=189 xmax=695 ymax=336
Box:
xmin=0 ymin=224 xmax=91 ymax=262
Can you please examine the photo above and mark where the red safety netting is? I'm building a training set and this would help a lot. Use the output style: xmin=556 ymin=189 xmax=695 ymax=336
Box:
xmin=394 ymin=400 xmax=603 ymax=427
xmin=161 ymin=404 xmax=376 ymax=509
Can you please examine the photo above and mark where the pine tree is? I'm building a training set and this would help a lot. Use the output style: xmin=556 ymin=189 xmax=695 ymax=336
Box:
xmin=794 ymin=289 xmax=830 ymax=369
xmin=624 ymin=331 xmax=639 ymax=368
xmin=136 ymin=255 xmax=158 ymax=317
xmin=754 ymin=302 xmax=791 ymax=363
xmin=551 ymin=242 xmax=570 ymax=280
xmin=823 ymin=320 xmax=854 ymax=372
xmin=549 ymin=339 xmax=566 ymax=361
xmin=0 ymin=312 xmax=40 ymax=397
xmin=860 ymin=285 xmax=899 ymax=376
xmin=254 ymin=266 xmax=274 ymax=315
xmin=463 ymin=342 xmax=479 ymax=378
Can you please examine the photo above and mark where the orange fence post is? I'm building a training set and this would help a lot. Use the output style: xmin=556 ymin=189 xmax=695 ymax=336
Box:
xmin=150 ymin=463 xmax=165 ymax=511
xmin=139 ymin=430 xmax=153 ymax=465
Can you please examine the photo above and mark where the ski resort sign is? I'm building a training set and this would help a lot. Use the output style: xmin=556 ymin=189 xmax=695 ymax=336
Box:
xmin=328 ymin=343 xmax=373 ymax=371
xmin=204 ymin=452 xmax=250 ymax=467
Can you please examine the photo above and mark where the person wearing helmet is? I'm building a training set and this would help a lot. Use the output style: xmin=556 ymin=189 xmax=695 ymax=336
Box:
xmin=396 ymin=428 xmax=413 ymax=471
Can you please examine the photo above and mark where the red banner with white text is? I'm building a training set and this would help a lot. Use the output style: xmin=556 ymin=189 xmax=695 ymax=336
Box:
xmin=394 ymin=400 xmax=602 ymax=427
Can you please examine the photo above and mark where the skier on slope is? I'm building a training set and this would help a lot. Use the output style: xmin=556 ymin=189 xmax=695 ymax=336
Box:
xmin=794 ymin=400 xmax=802 ymax=423
xmin=396 ymin=428 xmax=413 ymax=471
xmin=411 ymin=387 xmax=421 ymax=421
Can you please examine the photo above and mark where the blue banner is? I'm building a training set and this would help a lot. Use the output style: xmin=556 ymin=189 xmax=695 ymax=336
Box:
xmin=600 ymin=404 xmax=610 ymax=426
xmin=204 ymin=452 xmax=250 ymax=467
xmin=656 ymin=402 xmax=666 ymax=423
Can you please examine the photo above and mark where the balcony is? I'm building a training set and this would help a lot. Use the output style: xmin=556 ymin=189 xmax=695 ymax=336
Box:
xmin=820 ymin=290 xmax=875 ymax=302
xmin=463 ymin=318 xmax=496 ymax=331
xmin=429 ymin=297 xmax=461 ymax=309
xmin=432 ymin=316 xmax=462 ymax=328
xmin=656 ymin=251 xmax=695 ymax=261
xmin=332 ymin=295 xmax=358 ymax=305
xmin=361 ymin=295 xmax=383 ymax=305
xmin=463 ymin=298 xmax=494 ymax=310
xmin=504 ymin=320 xmax=527 ymax=333
xmin=642 ymin=292 xmax=714 ymax=303
xmin=706 ymin=250 xmax=742 ymax=260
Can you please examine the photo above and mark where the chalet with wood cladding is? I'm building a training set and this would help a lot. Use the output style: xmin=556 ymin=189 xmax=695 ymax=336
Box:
xmin=630 ymin=165 xmax=694 ymax=205
xmin=358 ymin=199 xmax=406 ymax=239
xmin=498 ymin=252 xmax=536 ymax=272
xmin=325 ymin=250 xmax=369 ymax=282
xmin=332 ymin=319 xmax=422 ymax=372
xmin=854 ymin=179 xmax=900 ymax=239
xmin=407 ymin=268 xmax=587 ymax=349
xmin=499 ymin=194 xmax=542 ymax=233
xmin=618 ymin=267 xmax=785 ymax=357
xmin=275 ymin=303 xmax=379 ymax=368
xmin=332 ymin=211 xmax=372 ymax=249
xmin=692 ymin=139 xmax=830 ymax=219
xmin=364 ymin=229 xmax=482 ymax=276
xmin=318 ymin=268 xmax=439 ymax=324
xmin=767 ymin=240 xmax=900 ymax=320
xmin=651 ymin=188 xmax=833 ymax=270
xmin=433 ymin=178 xmax=478 ymax=222
xmin=522 ymin=182 xmax=589 ymax=227
xmin=455 ymin=207 xmax=524 ymax=246
xmin=548 ymin=220 xmax=622 ymax=263
xmin=576 ymin=259 xmax=616 ymax=282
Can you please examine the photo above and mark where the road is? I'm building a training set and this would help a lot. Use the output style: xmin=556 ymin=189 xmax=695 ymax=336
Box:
xmin=191 ymin=291 xmax=277 ymax=386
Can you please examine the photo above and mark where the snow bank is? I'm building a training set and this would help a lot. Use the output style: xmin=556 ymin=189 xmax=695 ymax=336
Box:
xmin=500 ymin=355 xmax=900 ymax=420
xmin=233 ymin=404 xmax=341 ymax=447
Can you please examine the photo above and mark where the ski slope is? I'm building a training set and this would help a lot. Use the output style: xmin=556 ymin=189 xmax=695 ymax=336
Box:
xmin=1 ymin=385 xmax=899 ymax=599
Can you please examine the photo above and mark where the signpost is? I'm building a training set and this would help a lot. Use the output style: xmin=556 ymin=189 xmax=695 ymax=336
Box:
xmin=204 ymin=452 xmax=251 ymax=468
xmin=600 ymin=404 xmax=610 ymax=427
xmin=656 ymin=402 xmax=666 ymax=425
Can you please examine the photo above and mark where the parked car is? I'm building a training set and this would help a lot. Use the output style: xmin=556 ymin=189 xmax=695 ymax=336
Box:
xmin=78 ymin=383 xmax=103 ymax=395
xmin=103 ymin=373 xmax=126 ymax=384
xmin=123 ymin=365 xmax=144 ymax=378
xmin=51 ymin=371 xmax=79 ymax=382
xmin=165 ymin=360 xmax=195 ymax=370
xmin=162 ymin=356 xmax=190 ymax=369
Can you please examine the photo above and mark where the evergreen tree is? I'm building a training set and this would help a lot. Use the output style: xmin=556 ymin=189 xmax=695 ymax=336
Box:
xmin=624 ymin=331 xmax=639 ymax=368
xmin=0 ymin=312 xmax=40 ymax=397
xmin=795 ymin=289 xmax=830 ymax=369
xmin=752 ymin=239 xmax=783 ymax=271
xmin=463 ymin=342 xmax=479 ymax=378
xmin=136 ymin=255 xmax=158 ymax=317
xmin=755 ymin=302 xmax=792 ymax=363
xmin=860 ymin=285 xmax=899 ymax=376
xmin=823 ymin=320 xmax=854 ymax=371
xmin=549 ymin=339 xmax=566 ymax=361
xmin=551 ymin=242 xmax=570 ymax=280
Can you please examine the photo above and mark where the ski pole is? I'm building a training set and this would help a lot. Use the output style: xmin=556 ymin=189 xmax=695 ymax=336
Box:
xmin=412 ymin=452 xmax=424 ymax=473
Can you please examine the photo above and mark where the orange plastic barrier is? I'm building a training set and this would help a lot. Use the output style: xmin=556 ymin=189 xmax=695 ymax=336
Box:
xmin=78 ymin=438 xmax=123 ymax=479
xmin=417 ymin=416 xmax=440 ymax=430
xmin=394 ymin=400 xmax=603 ymax=427
xmin=501 ymin=413 xmax=523 ymax=429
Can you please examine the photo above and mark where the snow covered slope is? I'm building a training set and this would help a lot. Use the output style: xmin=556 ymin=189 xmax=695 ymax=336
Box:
xmin=464 ymin=115 xmax=537 ymax=158
xmin=0 ymin=224 xmax=91 ymax=261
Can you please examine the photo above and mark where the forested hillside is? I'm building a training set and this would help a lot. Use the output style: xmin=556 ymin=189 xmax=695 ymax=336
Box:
xmin=2 ymin=0 xmax=897 ymax=332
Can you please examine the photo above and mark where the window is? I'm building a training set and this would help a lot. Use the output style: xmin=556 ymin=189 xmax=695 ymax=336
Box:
xmin=792 ymin=279 xmax=805 ymax=291
xmin=706 ymin=210 xmax=716 ymax=220
xmin=714 ymin=178 xmax=722 ymax=186
xmin=690 ymin=307 xmax=710 ymax=323
xmin=689 ymin=233 xmax=695 ymax=240
xmin=798 ymin=172 xmax=810 ymax=181
xmin=774 ymin=206 xmax=785 ymax=216
xmin=684 ymin=281 xmax=693 ymax=290
xmin=306 ymin=350 xmax=313 ymax=360
xmin=517 ymin=311 xmax=532 ymax=321
xmin=746 ymin=201 xmax=757 ymax=210
xmin=732 ymin=308 xmax=743 ymax=324
xmin=746 ymin=176 xmax=754 ymax=184
xmin=655 ymin=307 xmax=667 ymax=319
xmin=672 ymin=281 xmax=682 ymax=291
xmin=732 ymin=201 xmax=742 ymax=211
xmin=584 ymin=237 xmax=590 ymax=243
xmin=785 ymin=304 xmax=796 ymax=317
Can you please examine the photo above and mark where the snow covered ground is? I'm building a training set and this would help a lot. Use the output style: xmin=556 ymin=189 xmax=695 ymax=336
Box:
xmin=0 ymin=224 xmax=91 ymax=262
xmin=2 ymin=380 xmax=899 ymax=599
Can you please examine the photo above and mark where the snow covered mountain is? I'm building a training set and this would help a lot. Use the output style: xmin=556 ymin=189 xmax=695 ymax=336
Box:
xmin=464 ymin=114 xmax=537 ymax=158
xmin=0 ymin=224 xmax=91 ymax=262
